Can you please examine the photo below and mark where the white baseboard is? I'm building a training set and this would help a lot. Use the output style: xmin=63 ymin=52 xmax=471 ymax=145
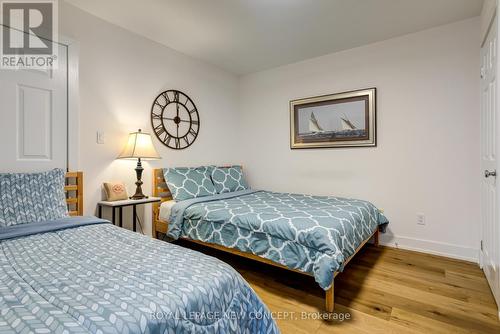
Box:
xmin=379 ymin=234 xmax=479 ymax=263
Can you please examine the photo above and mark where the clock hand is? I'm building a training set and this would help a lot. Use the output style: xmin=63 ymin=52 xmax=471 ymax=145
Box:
xmin=163 ymin=117 xmax=190 ymax=123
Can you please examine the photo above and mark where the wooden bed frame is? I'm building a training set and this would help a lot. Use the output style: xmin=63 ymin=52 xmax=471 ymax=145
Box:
xmin=151 ymin=168 xmax=379 ymax=312
xmin=65 ymin=171 xmax=84 ymax=216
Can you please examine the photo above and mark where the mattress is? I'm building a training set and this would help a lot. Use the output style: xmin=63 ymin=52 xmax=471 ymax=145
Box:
xmin=0 ymin=217 xmax=279 ymax=334
xmin=159 ymin=199 xmax=176 ymax=222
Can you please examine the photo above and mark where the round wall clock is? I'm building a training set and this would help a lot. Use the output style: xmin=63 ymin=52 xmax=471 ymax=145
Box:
xmin=150 ymin=90 xmax=200 ymax=149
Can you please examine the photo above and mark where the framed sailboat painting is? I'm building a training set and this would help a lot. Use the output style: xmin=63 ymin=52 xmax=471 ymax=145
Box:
xmin=290 ymin=88 xmax=376 ymax=149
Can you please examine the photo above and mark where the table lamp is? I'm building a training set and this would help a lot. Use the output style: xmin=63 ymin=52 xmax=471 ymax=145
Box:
xmin=117 ymin=129 xmax=161 ymax=199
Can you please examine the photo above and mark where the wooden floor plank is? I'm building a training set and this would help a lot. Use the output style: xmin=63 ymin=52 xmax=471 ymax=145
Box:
xmin=338 ymin=273 xmax=499 ymax=324
xmin=347 ymin=262 xmax=496 ymax=307
xmin=445 ymin=269 xmax=494 ymax=293
xmin=176 ymin=241 xmax=500 ymax=334
xmin=335 ymin=282 xmax=500 ymax=333
xmin=389 ymin=307 xmax=481 ymax=334
xmin=319 ymin=304 xmax=419 ymax=334
xmin=343 ymin=263 xmax=470 ymax=302
xmin=365 ymin=246 xmax=483 ymax=276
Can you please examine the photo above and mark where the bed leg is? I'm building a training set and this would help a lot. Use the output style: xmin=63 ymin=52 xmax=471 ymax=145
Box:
xmin=325 ymin=281 xmax=334 ymax=313
xmin=373 ymin=229 xmax=379 ymax=247
xmin=152 ymin=220 xmax=157 ymax=239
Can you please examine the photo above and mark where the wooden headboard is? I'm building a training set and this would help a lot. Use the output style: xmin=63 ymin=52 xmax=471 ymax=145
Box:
xmin=65 ymin=171 xmax=83 ymax=216
xmin=152 ymin=169 xmax=173 ymax=237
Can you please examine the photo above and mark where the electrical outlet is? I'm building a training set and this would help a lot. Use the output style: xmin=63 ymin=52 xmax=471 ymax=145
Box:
xmin=416 ymin=213 xmax=426 ymax=226
xmin=97 ymin=131 xmax=106 ymax=144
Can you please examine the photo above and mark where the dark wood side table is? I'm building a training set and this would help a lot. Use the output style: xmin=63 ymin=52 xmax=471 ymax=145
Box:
xmin=97 ymin=197 xmax=161 ymax=232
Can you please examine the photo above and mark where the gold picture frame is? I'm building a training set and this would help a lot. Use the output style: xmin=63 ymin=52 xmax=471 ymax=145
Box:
xmin=290 ymin=88 xmax=377 ymax=149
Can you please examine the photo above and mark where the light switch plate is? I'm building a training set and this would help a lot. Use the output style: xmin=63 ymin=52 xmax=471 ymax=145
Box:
xmin=97 ymin=131 xmax=105 ymax=144
xmin=417 ymin=213 xmax=426 ymax=225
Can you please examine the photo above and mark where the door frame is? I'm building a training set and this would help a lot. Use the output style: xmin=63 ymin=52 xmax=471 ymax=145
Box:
xmin=58 ymin=35 xmax=80 ymax=172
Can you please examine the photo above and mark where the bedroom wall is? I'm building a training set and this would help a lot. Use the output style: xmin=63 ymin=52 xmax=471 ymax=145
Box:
xmin=237 ymin=18 xmax=481 ymax=261
xmin=59 ymin=4 xmax=481 ymax=262
xmin=59 ymin=2 xmax=240 ymax=234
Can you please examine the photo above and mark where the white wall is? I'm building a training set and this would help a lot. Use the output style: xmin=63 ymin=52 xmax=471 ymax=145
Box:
xmin=237 ymin=18 xmax=481 ymax=261
xmin=60 ymin=2 xmax=239 ymax=234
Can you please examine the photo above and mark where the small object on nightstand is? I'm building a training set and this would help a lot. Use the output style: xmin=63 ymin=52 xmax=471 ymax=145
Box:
xmin=103 ymin=182 xmax=128 ymax=201
xmin=117 ymin=129 xmax=161 ymax=200
xmin=98 ymin=197 xmax=161 ymax=233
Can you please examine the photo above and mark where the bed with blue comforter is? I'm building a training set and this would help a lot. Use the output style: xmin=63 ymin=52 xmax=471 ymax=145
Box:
xmin=167 ymin=190 xmax=389 ymax=290
xmin=0 ymin=217 xmax=279 ymax=334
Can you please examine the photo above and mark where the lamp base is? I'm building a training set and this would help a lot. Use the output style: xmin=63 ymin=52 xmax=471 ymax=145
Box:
xmin=130 ymin=158 xmax=148 ymax=200
xmin=130 ymin=194 xmax=148 ymax=200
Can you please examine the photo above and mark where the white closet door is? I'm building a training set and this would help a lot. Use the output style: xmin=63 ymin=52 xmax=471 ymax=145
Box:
xmin=481 ymin=14 xmax=500 ymax=308
xmin=0 ymin=35 xmax=67 ymax=173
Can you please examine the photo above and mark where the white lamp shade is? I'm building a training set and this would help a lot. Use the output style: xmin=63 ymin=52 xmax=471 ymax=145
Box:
xmin=117 ymin=130 xmax=161 ymax=160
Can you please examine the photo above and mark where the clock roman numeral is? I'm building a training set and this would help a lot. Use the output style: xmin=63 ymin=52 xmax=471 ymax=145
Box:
xmin=174 ymin=92 xmax=179 ymax=102
xmin=154 ymin=124 xmax=165 ymax=137
xmin=163 ymin=133 xmax=171 ymax=144
xmin=189 ymin=128 xmax=197 ymax=137
xmin=175 ymin=138 xmax=180 ymax=149
xmin=152 ymin=113 xmax=162 ymax=120
xmin=154 ymin=101 xmax=165 ymax=109
xmin=162 ymin=92 xmax=170 ymax=103
xmin=183 ymin=137 xmax=189 ymax=146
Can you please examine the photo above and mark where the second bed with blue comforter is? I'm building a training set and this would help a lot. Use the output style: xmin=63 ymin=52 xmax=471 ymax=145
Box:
xmin=0 ymin=217 xmax=279 ymax=334
xmin=168 ymin=190 xmax=389 ymax=290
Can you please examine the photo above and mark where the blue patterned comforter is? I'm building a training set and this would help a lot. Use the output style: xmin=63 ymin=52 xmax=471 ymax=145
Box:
xmin=0 ymin=218 xmax=279 ymax=334
xmin=168 ymin=191 xmax=389 ymax=290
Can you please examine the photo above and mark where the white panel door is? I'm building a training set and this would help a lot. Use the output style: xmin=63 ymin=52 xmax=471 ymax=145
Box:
xmin=481 ymin=15 xmax=500 ymax=307
xmin=0 ymin=31 xmax=67 ymax=172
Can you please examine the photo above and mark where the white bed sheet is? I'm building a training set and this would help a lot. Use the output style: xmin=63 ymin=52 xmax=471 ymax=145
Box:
xmin=159 ymin=200 xmax=176 ymax=222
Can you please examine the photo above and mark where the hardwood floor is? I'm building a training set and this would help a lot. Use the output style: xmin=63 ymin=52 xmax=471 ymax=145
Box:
xmin=177 ymin=241 xmax=500 ymax=334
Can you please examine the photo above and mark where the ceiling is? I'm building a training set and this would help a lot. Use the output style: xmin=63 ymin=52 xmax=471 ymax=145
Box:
xmin=64 ymin=0 xmax=483 ymax=75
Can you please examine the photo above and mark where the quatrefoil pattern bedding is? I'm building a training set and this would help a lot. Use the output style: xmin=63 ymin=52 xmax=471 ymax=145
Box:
xmin=168 ymin=190 xmax=389 ymax=290
xmin=0 ymin=169 xmax=68 ymax=227
xmin=211 ymin=166 xmax=249 ymax=193
xmin=163 ymin=166 xmax=217 ymax=201
xmin=0 ymin=222 xmax=279 ymax=334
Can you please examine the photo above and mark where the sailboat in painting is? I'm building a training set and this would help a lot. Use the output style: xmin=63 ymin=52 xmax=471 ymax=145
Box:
xmin=298 ymin=112 xmax=367 ymax=141
xmin=340 ymin=114 xmax=357 ymax=131
xmin=309 ymin=112 xmax=324 ymax=133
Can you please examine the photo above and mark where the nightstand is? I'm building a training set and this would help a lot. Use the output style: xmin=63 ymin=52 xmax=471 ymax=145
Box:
xmin=98 ymin=197 xmax=161 ymax=232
